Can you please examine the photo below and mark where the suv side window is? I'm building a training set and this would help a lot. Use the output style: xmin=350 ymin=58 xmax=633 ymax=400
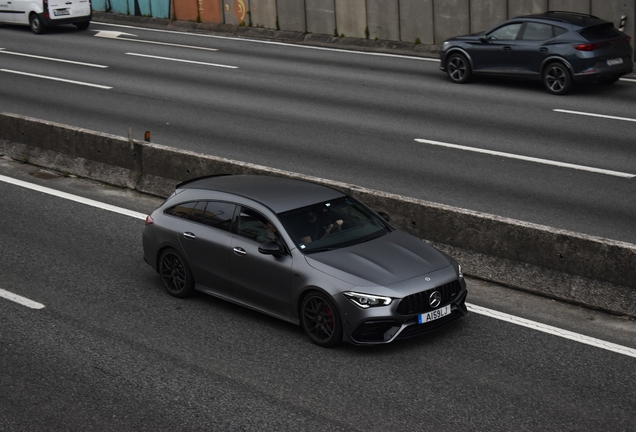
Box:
xmin=521 ymin=22 xmax=554 ymax=41
xmin=488 ymin=23 xmax=522 ymax=41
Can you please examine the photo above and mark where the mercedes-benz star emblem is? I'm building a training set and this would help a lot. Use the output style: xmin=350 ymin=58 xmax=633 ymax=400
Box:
xmin=429 ymin=291 xmax=442 ymax=308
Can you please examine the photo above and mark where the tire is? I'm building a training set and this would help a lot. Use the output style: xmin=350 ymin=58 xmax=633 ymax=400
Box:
xmin=543 ymin=62 xmax=572 ymax=95
xmin=300 ymin=292 xmax=342 ymax=347
xmin=446 ymin=53 xmax=472 ymax=84
xmin=75 ymin=21 xmax=90 ymax=30
xmin=29 ymin=14 xmax=46 ymax=34
xmin=158 ymin=248 xmax=195 ymax=298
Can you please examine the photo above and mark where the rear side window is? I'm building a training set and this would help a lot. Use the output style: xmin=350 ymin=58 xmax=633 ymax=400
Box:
xmin=200 ymin=202 xmax=235 ymax=231
xmin=165 ymin=201 xmax=235 ymax=232
xmin=165 ymin=201 xmax=197 ymax=219
xmin=522 ymin=23 xmax=558 ymax=40
xmin=579 ymin=23 xmax=622 ymax=41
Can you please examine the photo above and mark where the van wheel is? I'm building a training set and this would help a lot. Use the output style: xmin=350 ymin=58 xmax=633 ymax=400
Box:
xmin=75 ymin=21 xmax=90 ymax=30
xmin=29 ymin=14 xmax=46 ymax=34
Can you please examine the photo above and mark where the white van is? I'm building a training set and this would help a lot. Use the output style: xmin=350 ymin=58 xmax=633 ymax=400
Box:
xmin=0 ymin=0 xmax=91 ymax=34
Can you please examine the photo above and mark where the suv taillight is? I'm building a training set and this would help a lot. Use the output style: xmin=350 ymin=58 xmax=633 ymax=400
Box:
xmin=573 ymin=43 xmax=601 ymax=51
xmin=145 ymin=215 xmax=154 ymax=225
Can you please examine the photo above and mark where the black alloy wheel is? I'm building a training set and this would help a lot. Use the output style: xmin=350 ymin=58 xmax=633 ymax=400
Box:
xmin=158 ymin=249 xmax=194 ymax=298
xmin=446 ymin=53 xmax=472 ymax=83
xmin=301 ymin=292 xmax=342 ymax=347
xmin=543 ymin=62 xmax=572 ymax=95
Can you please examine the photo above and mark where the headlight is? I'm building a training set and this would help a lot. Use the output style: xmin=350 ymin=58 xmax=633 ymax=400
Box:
xmin=442 ymin=41 xmax=450 ymax=49
xmin=343 ymin=292 xmax=392 ymax=308
xmin=458 ymin=264 xmax=464 ymax=279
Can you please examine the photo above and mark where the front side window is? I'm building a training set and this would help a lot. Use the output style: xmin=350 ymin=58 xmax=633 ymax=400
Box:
xmin=236 ymin=207 xmax=281 ymax=245
xmin=488 ymin=23 xmax=522 ymax=41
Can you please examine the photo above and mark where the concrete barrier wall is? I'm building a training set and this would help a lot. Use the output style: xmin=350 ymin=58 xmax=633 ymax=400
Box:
xmin=1 ymin=113 xmax=634 ymax=317
xmin=399 ymin=0 xmax=434 ymax=44
xmin=93 ymin=1 xmax=636 ymax=49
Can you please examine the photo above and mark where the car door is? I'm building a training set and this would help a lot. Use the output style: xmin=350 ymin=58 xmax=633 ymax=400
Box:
xmin=513 ymin=22 xmax=564 ymax=76
xmin=230 ymin=207 xmax=293 ymax=318
xmin=471 ymin=22 xmax=522 ymax=73
xmin=0 ymin=0 xmax=16 ymax=23
xmin=170 ymin=201 xmax=236 ymax=297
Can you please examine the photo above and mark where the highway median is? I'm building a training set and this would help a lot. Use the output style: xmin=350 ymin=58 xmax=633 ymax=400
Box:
xmin=1 ymin=111 xmax=634 ymax=318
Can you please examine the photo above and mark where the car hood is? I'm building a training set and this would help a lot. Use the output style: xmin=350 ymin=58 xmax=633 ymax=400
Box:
xmin=446 ymin=32 xmax=484 ymax=42
xmin=305 ymin=230 xmax=452 ymax=288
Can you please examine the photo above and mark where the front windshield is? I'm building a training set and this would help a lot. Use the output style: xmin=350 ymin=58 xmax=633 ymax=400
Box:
xmin=278 ymin=197 xmax=391 ymax=253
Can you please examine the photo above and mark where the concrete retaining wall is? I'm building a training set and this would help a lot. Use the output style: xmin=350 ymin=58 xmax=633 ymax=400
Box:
xmin=1 ymin=112 xmax=634 ymax=318
xmin=104 ymin=0 xmax=636 ymax=51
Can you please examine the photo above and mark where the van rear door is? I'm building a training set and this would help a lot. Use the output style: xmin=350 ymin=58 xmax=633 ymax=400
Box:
xmin=47 ymin=0 xmax=90 ymax=21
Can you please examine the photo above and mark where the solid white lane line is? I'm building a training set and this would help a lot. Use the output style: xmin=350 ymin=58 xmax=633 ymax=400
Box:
xmin=3 ymin=172 xmax=634 ymax=357
xmin=467 ymin=304 xmax=636 ymax=359
xmin=415 ymin=138 xmax=635 ymax=179
xmin=0 ymin=174 xmax=146 ymax=220
xmin=94 ymin=30 xmax=219 ymax=51
xmin=554 ymin=109 xmax=636 ymax=123
xmin=0 ymin=288 xmax=45 ymax=310
xmin=126 ymin=52 xmax=238 ymax=68
xmin=620 ymin=78 xmax=636 ymax=83
xmin=0 ymin=50 xmax=108 ymax=68
xmin=0 ymin=69 xmax=112 ymax=89
xmin=94 ymin=22 xmax=439 ymax=61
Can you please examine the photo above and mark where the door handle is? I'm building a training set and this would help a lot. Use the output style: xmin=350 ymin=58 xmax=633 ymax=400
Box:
xmin=539 ymin=47 xmax=549 ymax=52
xmin=503 ymin=46 xmax=512 ymax=51
xmin=182 ymin=232 xmax=196 ymax=240
xmin=233 ymin=247 xmax=247 ymax=256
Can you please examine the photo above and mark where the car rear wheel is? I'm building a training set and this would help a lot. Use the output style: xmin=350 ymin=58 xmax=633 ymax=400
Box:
xmin=75 ymin=21 xmax=90 ymax=30
xmin=158 ymin=249 xmax=194 ymax=298
xmin=29 ymin=14 xmax=46 ymax=34
xmin=446 ymin=53 xmax=471 ymax=84
xmin=543 ymin=62 xmax=572 ymax=95
xmin=301 ymin=292 xmax=342 ymax=347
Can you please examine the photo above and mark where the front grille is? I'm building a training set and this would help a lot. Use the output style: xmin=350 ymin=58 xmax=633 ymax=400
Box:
xmin=396 ymin=280 xmax=461 ymax=315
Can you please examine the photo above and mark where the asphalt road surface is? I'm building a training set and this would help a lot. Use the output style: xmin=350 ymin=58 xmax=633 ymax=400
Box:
xmin=0 ymin=21 xmax=635 ymax=245
xmin=1 ymin=158 xmax=635 ymax=431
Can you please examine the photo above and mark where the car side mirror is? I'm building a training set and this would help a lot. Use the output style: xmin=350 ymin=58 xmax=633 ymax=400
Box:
xmin=258 ymin=241 xmax=282 ymax=256
xmin=479 ymin=34 xmax=488 ymax=43
xmin=377 ymin=212 xmax=390 ymax=222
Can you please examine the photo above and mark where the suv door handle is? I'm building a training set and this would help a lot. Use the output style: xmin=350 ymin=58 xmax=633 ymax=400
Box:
xmin=539 ymin=47 xmax=549 ymax=52
xmin=233 ymin=247 xmax=247 ymax=256
xmin=503 ymin=46 xmax=512 ymax=51
xmin=182 ymin=232 xmax=196 ymax=240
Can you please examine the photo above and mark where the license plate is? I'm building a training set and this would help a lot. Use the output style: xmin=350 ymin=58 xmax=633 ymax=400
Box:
xmin=418 ymin=305 xmax=451 ymax=324
xmin=54 ymin=9 xmax=70 ymax=16
xmin=607 ymin=58 xmax=623 ymax=66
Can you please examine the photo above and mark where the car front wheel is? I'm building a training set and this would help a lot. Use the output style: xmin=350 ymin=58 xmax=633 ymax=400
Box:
xmin=446 ymin=53 xmax=472 ymax=84
xmin=29 ymin=14 xmax=46 ymax=34
xmin=543 ymin=62 xmax=572 ymax=95
xmin=158 ymin=249 xmax=194 ymax=298
xmin=301 ymin=292 xmax=342 ymax=347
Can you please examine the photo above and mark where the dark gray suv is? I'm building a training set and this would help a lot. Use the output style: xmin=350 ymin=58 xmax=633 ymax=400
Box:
xmin=142 ymin=175 xmax=467 ymax=347
xmin=440 ymin=11 xmax=634 ymax=94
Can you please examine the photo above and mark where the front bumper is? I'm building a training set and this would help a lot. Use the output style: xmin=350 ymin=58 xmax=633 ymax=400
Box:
xmin=340 ymin=280 xmax=468 ymax=346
